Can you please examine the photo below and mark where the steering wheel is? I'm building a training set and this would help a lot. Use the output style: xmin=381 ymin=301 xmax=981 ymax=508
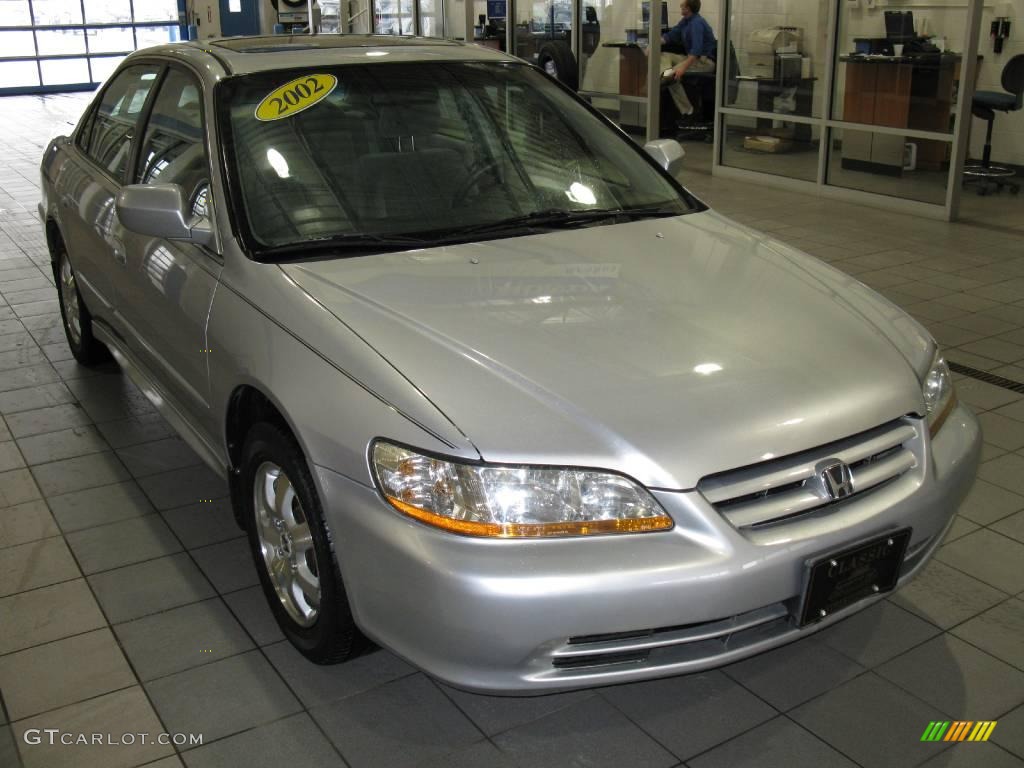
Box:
xmin=452 ymin=158 xmax=506 ymax=207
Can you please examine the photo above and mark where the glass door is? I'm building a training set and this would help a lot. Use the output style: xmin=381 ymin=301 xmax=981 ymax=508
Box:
xmin=375 ymin=0 xmax=414 ymax=33
xmin=0 ymin=0 xmax=181 ymax=94
xmin=715 ymin=0 xmax=984 ymax=220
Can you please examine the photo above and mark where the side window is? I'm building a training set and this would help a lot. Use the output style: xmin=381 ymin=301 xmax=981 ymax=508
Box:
xmin=136 ymin=68 xmax=210 ymax=220
xmin=86 ymin=64 xmax=161 ymax=180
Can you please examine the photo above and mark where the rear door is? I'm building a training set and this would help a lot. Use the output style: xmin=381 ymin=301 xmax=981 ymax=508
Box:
xmin=60 ymin=64 xmax=162 ymax=318
xmin=115 ymin=65 xmax=223 ymax=436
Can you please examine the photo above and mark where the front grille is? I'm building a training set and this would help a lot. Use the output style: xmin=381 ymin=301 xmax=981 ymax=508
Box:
xmin=698 ymin=419 xmax=919 ymax=532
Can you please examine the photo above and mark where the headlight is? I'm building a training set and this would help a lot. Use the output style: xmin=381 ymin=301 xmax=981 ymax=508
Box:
xmin=371 ymin=441 xmax=673 ymax=538
xmin=923 ymin=352 xmax=956 ymax=436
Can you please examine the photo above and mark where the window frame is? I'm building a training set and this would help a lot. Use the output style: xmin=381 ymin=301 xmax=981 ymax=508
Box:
xmin=76 ymin=59 xmax=166 ymax=185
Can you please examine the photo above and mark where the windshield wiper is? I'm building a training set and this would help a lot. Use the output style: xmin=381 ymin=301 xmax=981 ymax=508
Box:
xmin=255 ymin=232 xmax=429 ymax=262
xmin=435 ymin=206 xmax=679 ymax=238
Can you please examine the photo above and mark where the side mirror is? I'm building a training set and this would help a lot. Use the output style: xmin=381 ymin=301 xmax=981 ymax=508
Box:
xmin=643 ymin=139 xmax=686 ymax=175
xmin=116 ymin=184 xmax=214 ymax=248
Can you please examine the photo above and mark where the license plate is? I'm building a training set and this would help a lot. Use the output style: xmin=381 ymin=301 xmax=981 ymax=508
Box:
xmin=799 ymin=529 xmax=911 ymax=627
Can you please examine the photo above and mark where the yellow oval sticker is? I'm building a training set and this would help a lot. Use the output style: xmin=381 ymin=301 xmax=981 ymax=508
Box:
xmin=255 ymin=73 xmax=338 ymax=121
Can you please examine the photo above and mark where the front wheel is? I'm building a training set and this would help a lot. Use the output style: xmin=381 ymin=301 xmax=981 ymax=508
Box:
xmin=239 ymin=422 xmax=365 ymax=663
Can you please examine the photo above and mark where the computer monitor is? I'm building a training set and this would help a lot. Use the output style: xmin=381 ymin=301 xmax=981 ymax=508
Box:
xmin=884 ymin=10 xmax=915 ymax=41
xmin=641 ymin=1 xmax=670 ymax=28
xmin=486 ymin=0 xmax=506 ymax=20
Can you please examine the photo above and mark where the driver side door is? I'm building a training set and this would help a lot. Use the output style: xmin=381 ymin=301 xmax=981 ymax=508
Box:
xmin=114 ymin=64 xmax=223 ymax=439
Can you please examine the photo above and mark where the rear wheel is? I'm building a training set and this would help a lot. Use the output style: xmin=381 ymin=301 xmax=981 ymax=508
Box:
xmin=56 ymin=247 xmax=108 ymax=365
xmin=240 ymin=422 xmax=364 ymax=663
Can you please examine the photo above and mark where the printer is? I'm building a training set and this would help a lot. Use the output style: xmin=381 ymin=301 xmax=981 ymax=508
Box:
xmin=747 ymin=26 xmax=803 ymax=80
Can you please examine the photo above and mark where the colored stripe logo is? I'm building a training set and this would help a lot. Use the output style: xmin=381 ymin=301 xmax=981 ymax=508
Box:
xmin=921 ymin=721 xmax=997 ymax=742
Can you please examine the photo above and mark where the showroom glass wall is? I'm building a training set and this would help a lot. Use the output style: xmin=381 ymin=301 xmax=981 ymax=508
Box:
xmin=0 ymin=0 xmax=181 ymax=94
xmin=489 ymin=0 xmax=664 ymax=141
xmin=713 ymin=0 xmax=984 ymax=220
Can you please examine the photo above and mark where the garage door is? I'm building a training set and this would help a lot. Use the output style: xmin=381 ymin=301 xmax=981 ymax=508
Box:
xmin=0 ymin=0 xmax=183 ymax=95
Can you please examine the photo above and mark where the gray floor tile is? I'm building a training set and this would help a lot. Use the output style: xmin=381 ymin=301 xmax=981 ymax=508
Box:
xmin=0 ymin=468 xmax=41 ymax=507
xmin=0 ymin=440 xmax=25 ymax=472
xmin=190 ymin=538 xmax=258 ymax=594
xmin=161 ymin=499 xmax=241 ymax=550
xmin=0 ymin=725 xmax=19 ymax=768
xmin=96 ymin=412 xmax=174 ymax=449
xmin=792 ymin=673 xmax=948 ymax=768
xmin=979 ymin=454 xmax=1024 ymax=496
xmin=601 ymin=670 xmax=776 ymax=761
xmin=492 ymin=693 xmax=677 ymax=768
xmin=114 ymin=598 xmax=254 ymax=681
xmin=957 ymin=479 xmax=1024 ymax=526
xmin=222 ymin=585 xmax=285 ymax=646
xmin=0 ymin=579 xmax=106 ymax=654
xmin=146 ymin=650 xmax=302 ymax=744
xmin=265 ymin=640 xmax=415 ymax=709
xmin=0 ymin=536 xmax=79 ymax=597
xmin=0 ymin=363 xmax=60 ymax=394
xmin=310 ymin=673 xmax=487 ymax=768
xmin=116 ymin=437 xmax=201 ymax=479
xmin=180 ymin=713 xmax=345 ymax=768
xmin=88 ymin=552 xmax=217 ymax=624
xmin=951 ymin=598 xmax=1024 ymax=670
xmin=66 ymin=514 xmax=181 ymax=574
xmin=878 ymin=635 xmax=1024 ymax=718
xmin=30 ymin=451 xmax=129 ymax=497
xmin=956 ymin=379 xmax=1023 ymax=411
xmin=817 ymin=601 xmax=940 ymax=668
xmin=138 ymin=465 xmax=228 ymax=511
xmin=12 ymin=686 xmax=173 ymax=768
xmin=943 ymin=515 xmax=979 ymax=543
xmin=936 ymin=529 xmax=1024 ymax=594
xmin=992 ymin=509 xmax=1024 ymax=545
xmin=0 ymin=628 xmax=135 ymax=720
xmin=891 ymin=560 xmax=1009 ymax=630
xmin=442 ymin=683 xmax=593 ymax=738
xmin=978 ymin=412 xmax=1024 ymax=452
xmin=47 ymin=481 xmax=154 ymax=532
xmin=16 ymin=425 xmax=108 ymax=466
xmin=993 ymin=704 xmax=1024 ymax=759
xmin=687 ymin=716 xmax=857 ymax=768
xmin=2 ymin=402 xmax=89 ymax=437
xmin=0 ymin=499 xmax=59 ymax=548
xmin=415 ymin=739 xmax=519 ymax=768
xmin=917 ymin=742 xmax=1024 ymax=768
xmin=723 ymin=636 xmax=864 ymax=711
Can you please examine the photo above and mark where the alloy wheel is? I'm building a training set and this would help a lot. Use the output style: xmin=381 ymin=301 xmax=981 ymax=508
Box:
xmin=253 ymin=461 xmax=321 ymax=627
xmin=59 ymin=256 xmax=82 ymax=346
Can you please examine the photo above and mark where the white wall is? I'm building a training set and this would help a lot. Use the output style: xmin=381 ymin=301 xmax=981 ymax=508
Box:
xmin=187 ymin=0 xmax=224 ymax=38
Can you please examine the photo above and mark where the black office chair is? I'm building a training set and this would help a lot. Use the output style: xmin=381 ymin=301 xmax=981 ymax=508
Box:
xmin=963 ymin=54 xmax=1024 ymax=196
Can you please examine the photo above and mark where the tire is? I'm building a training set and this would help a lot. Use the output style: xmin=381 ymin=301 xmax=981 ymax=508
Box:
xmin=538 ymin=41 xmax=579 ymax=91
xmin=55 ymin=246 xmax=109 ymax=365
xmin=239 ymin=422 xmax=364 ymax=664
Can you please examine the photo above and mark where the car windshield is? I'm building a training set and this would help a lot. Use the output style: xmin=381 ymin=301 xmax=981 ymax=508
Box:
xmin=218 ymin=61 xmax=697 ymax=259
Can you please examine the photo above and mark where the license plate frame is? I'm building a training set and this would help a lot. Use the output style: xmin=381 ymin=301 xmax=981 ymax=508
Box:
xmin=799 ymin=528 xmax=912 ymax=627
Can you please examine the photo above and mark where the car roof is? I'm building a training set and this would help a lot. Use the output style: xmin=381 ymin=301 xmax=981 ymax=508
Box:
xmin=139 ymin=35 xmax=513 ymax=78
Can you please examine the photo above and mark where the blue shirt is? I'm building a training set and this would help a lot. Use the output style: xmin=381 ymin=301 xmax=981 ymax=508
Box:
xmin=664 ymin=13 xmax=717 ymax=60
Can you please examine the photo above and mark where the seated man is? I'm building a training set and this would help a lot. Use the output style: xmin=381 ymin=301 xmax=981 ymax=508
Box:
xmin=661 ymin=0 xmax=717 ymax=124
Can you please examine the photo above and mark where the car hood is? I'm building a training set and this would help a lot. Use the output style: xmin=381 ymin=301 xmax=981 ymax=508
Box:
xmin=282 ymin=211 xmax=926 ymax=489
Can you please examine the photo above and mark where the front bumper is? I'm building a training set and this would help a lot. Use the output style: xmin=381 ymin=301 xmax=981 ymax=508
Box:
xmin=317 ymin=405 xmax=980 ymax=694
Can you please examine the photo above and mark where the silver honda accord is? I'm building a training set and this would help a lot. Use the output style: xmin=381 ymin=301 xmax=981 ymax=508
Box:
xmin=39 ymin=35 xmax=980 ymax=694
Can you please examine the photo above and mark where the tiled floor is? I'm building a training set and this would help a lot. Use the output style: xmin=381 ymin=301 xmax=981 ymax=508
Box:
xmin=1 ymin=92 xmax=1023 ymax=768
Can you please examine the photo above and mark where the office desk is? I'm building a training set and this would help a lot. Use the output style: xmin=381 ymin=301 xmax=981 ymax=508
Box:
xmin=604 ymin=42 xmax=649 ymax=97
xmin=839 ymin=53 xmax=960 ymax=174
